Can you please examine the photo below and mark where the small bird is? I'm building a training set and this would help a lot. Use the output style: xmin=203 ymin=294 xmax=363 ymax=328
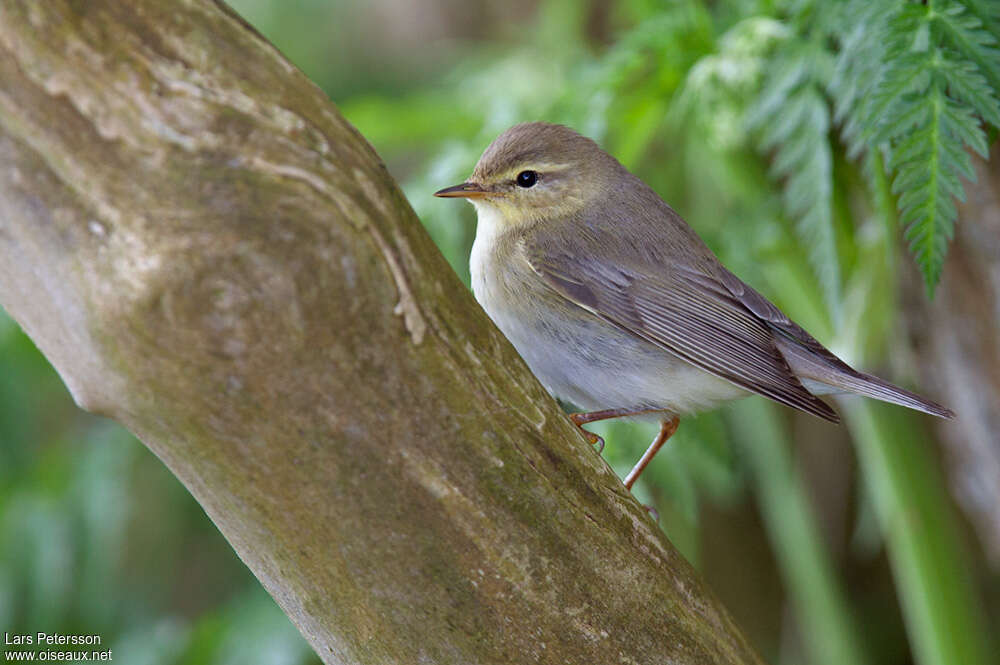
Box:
xmin=435 ymin=123 xmax=954 ymax=489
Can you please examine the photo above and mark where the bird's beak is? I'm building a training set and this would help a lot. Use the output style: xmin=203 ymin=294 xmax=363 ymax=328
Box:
xmin=433 ymin=182 xmax=490 ymax=199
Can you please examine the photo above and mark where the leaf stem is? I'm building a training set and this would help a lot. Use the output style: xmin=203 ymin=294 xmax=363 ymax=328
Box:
xmin=844 ymin=401 xmax=993 ymax=665
xmin=731 ymin=400 xmax=871 ymax=665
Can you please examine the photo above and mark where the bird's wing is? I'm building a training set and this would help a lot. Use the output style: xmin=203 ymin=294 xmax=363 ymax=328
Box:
xmin=713 ymin=268 xmax=855 ymax=369
xmin=523 ymin=235 xmax=840 ymax=422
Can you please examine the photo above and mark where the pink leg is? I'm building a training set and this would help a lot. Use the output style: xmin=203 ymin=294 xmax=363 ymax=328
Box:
xmin=623 ymin=416 xmax=681 ymax=490
xmin=569 ymin=407 xmax=674 ymax=426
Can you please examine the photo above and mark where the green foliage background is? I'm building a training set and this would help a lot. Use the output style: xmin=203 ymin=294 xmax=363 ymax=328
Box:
xmin=2 ymin=1 xmax=997 ymax=663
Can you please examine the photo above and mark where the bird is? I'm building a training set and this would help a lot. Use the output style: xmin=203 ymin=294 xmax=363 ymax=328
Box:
xmin=434 ymin=122 xmax=954 ymax=489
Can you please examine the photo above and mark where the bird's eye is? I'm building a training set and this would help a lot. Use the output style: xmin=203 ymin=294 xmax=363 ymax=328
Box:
xmin=516 ymin=170 xmax=538 ymax=188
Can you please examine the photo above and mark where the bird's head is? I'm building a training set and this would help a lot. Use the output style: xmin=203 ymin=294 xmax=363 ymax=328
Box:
xmin=434 ymin=122 xmax=622 ymax=228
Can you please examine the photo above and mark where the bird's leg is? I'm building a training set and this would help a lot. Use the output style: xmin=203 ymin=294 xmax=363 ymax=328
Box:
xmin=568 ymin=407 xmax=674 ymax=454
xmin=623 ymin=416 xmax=680 ymax=490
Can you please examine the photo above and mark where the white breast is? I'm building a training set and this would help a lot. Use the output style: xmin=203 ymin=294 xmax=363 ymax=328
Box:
xmin=468 ymin=202 xmax=507 ymax=303
xmin=466 ymin=201 xmax=748 ymax=417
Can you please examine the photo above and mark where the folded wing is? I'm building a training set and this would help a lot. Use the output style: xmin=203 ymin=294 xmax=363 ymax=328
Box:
xmin=525 ymin=239 xmax=841 ymax=423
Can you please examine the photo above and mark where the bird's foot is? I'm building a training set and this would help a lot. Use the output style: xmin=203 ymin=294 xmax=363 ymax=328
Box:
xmin=589 ymin=432 xmax=605 ymax=454
xmin=569 ymin=412 xmax=608 ymax=453
xmin=574 ymin=423 xmax=605 ymax=453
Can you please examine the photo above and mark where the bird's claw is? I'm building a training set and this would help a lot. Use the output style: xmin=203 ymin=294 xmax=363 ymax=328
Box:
xmin=581 ymin=429 xmax=605 ymax=454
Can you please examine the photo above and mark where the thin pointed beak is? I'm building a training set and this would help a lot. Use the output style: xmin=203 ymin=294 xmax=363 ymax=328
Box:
xmin=433 ymin=182 xmax=490 ymax=199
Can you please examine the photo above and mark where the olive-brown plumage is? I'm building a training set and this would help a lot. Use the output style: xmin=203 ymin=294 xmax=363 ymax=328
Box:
xmin=436 ymin=123 xmax=953 ymax=486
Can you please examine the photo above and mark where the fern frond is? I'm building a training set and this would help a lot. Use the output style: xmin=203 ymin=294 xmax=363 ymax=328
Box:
xmin=936 ymin=50 xmax=1000 ymax=130
xmin=831 ymin=0 xmax=998 ymax=294
xmin=748 ymin=47 xmax=841 ymax=308
xmin=828 ymin=1 xmax=896 ymax=132
xmin=890 ymin=83 xmax=969 ymax=292
xmin=961 ymin=0 xmax=1000 ymax=42
xmin=932 ymin=0 xmax=1000 ymax=93
xmin=861 ymin=51 xmax=932 ymax=144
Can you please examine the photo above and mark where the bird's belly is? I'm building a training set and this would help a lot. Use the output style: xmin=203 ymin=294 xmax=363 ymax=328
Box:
xmin=475 ymin=273 xmax=747 ymax=416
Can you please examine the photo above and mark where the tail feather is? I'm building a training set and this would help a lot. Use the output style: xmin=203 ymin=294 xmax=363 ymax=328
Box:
xmin=774 ymin=335 xmax=955 ymax=419
xmin=822 ymin=368 xmax=955 ymax=419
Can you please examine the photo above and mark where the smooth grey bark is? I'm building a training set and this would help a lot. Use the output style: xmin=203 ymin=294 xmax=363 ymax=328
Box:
xmin=0 ymin=1 xmax=763 ymax=663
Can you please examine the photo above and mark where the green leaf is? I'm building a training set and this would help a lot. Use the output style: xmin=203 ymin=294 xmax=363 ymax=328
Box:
xmin=937 ymin=50 xmax=1000 ymax=135
xmin=887 ymin=84 xmax=961 ymax=294
xmin=862 ymin=52 xmax=932 ymax=145
xmin=828 ymin=0 xmax=896 ymax=157
xmin=932 ymin=0 xmax=1000 ymax=93
xmin=845 ymin=402 xmax=994 ymax=665
xmin=748 ymin=51 xmax=841 ymax=309
xmin=962 ymin=0 xmax=1000 ymax=42
xmin=831 ymin=0 xmax=998 ymax=293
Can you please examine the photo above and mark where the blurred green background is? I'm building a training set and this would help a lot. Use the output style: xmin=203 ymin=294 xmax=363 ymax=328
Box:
xmin=2 ymin=1 xmax=999 ymax=663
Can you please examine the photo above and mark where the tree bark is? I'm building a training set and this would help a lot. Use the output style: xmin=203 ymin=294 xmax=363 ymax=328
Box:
xmin=0 ymin=1 xmax=761 ymax=664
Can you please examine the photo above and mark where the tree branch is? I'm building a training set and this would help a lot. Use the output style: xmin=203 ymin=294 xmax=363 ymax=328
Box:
xmin=0 ymin=2 xmax=761 ymax=663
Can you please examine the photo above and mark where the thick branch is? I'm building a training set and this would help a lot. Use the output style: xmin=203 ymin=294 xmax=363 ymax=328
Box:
xmin=0 ymin=2 xmax=761 ymax=663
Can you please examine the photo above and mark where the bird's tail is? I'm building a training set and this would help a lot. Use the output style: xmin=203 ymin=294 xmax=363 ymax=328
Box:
xmin=819 ymin=367 xmax=955 ymax=419
xmin=775 ymin=336 xmax=955 ymax=419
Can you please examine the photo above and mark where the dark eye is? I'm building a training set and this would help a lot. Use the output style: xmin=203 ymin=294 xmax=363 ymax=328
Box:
xmin=516 ymin=170 xmax=538 ymax=188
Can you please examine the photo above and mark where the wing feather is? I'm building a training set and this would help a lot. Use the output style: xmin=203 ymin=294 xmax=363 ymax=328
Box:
xmin=526 ymin=243 xmax=840 ymax=423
